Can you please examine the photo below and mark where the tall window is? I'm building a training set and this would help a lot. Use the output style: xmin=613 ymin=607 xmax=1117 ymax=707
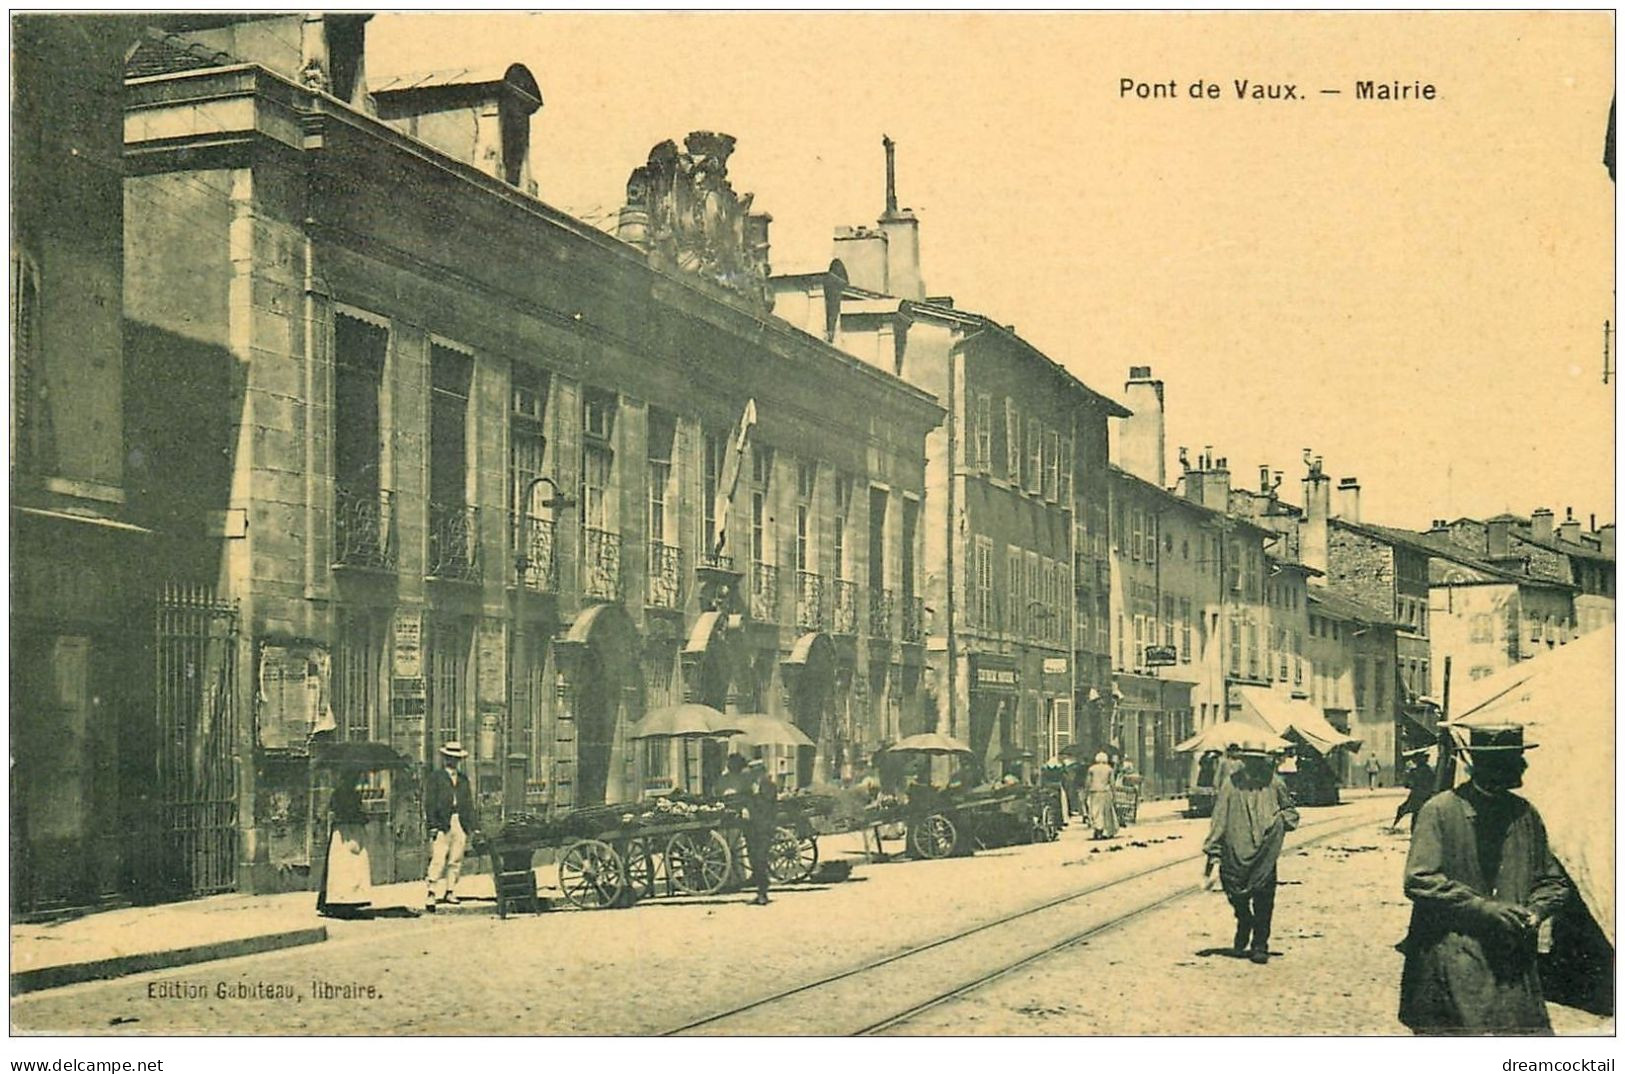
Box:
xmin=11 ymin=252 xmax=41 ymax=472
xmin=1058 ymin=433 xmax=1073 ymax=505
xmin=1145 ymin=514 xmax=1157 ymax=565
xmin=335 ymin=315 xmax=387 ymax=499
xmin=647 ymin=408 xmax=676 ymax=546
xmin=1131 ymin=509 xmax=1144 ymax=561
xmin=1026 ymin=550 xmax=1041 ymax=639
xmin=868 ymin=486 xmax=889 ymax=593
xmin=974 ymin=536 xmax=994 ymax=629
xmin=796 ymin=462 xmax=816 ymax=574
xmin=1162 ymin=595 xmax=1176 ymax=647
xmin=429 ymin=344 xmax=473 ymax=509
xmin=1007 ymin=546 xmax=1024 ymax=636
xmin=510 ymin=365 xmax=550 ymax=550
xmin=973 ymin=393 xmax=993 ymax=472
xmin=901 ymin=497 xmax=919 ymax=607
xmin=580 ymin=389 xmax=617 ymax=532
xmin=703 ymin=430 xmax=725 ymax=558
xmin=1043 ymin=428 xmax=1060 ymax=501
xmin=1179 ymin=598 xmax=1192 ymax=661
xmin=1005 ymin=398 xmax=1021 ymax=480
xmin=1026 ymin=416 xmax=1042 ymax=493
xmin=832 ymin=474 xmax=850 ymax=579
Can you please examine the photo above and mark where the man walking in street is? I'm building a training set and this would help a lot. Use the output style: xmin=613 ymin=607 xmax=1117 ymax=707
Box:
xmin=1202 ymin=744 xmax=1300 ymax=964
xmin=424 ymin=741 xmax=477 ymax=912
xmin=1398 ymin=725 xmax=1571 ymax=1035
xmin=718 ymin=755 xmax=777 ymax=905
xmin=1365 ymin=754 xmax=1383 ymax=790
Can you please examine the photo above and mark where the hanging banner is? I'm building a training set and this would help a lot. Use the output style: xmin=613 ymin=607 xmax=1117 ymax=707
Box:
xmin=391 ymin=609 xmax=427 ymax=759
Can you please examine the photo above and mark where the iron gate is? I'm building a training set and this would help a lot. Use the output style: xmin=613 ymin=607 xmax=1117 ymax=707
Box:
xmin=155 ymin=583 xmax=240 ymax=897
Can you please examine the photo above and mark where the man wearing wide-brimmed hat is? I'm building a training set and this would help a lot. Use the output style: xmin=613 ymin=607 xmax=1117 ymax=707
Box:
xmin=1398 ymin=725 xmax=1571 ymax=1035
xmin=423 ymin=741 xmax=478 ymax=912
xmin=1202 ymin=740 xmax=1300 ymax=963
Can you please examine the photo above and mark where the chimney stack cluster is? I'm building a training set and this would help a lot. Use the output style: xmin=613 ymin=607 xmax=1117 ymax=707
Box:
xmin=1119 ymin=366 xmax=1166 ymax=486
xmin=1334 ymin=476 xmax=1362 ymax=524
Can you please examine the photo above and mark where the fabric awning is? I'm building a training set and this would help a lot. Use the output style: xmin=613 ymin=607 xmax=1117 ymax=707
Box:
xmin=1232 ymin=686 xmax=1362 ymax=754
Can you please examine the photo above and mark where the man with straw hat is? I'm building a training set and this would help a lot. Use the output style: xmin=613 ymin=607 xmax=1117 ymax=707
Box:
xmin=1202 ymin=738 xmax=1299 ymax=963
xmin=1397 ymin=725 xmax=1571 ymax=1035
xmin=423 ymin=741 xmax=477 ymax=912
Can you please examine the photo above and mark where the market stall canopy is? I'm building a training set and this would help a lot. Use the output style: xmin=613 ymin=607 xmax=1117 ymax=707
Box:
xmin=1447 ymin=626 xmax=1614 ymax=946
xmin=632 ymin=703 xmax=744 ymax=740
xmin=728 ymin=713 xmax=814 ymax=749
xmin=1173 ymin=720 xmax=1291 ymax=755
xmin=888 ymin=732 xmax=973 ymax=755
xmin=1232 ymin=686 xmax=1361 ymax=754
xmin=990 ymin=747 xmax=1037 ymax=763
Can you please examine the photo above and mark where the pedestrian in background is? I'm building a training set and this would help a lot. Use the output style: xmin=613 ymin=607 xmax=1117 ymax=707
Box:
xmin=1397 ymin=725 xmax=1570 ymax=1035
xmin=423 ymin=741 xmax=477 ymax=912
xmin=1365 ymin=754 xmax=1382 ymax=789
xmin=1391 ymin=755 xmax=1436 ymax=833
xmin=1202 ymin=745 xmax=1300 ymax=964
xmin=742 ymin=758 xmax=779 ymax=905
xmin=1083 ymin=752 xmax=1118 ymax=840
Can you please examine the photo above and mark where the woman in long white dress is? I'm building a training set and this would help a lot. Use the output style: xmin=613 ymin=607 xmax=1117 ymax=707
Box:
xmin=317 ymin=770 xmax=373 ymax=919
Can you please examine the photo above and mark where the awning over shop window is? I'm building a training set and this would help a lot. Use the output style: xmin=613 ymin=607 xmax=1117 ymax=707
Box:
xmin=1232 ymin=686 xmax=1361 ymax=754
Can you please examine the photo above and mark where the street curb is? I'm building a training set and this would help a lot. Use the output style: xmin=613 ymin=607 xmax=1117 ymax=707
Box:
xmin=10 ymin=926 xmax=329 ymax=996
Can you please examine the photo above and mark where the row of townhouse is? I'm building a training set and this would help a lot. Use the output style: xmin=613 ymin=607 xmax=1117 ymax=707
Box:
xmin=15 ymin=14 xmax=945 ymax=912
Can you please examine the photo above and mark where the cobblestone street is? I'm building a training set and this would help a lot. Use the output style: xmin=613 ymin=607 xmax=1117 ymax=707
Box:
xmin=30 ymin=795 xmax=1609 ymax=1038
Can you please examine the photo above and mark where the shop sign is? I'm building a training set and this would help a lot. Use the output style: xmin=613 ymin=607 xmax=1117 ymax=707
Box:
xmin=970 ymin=654 xmax=1019 ymax=692
xmin=393 ymin=609 xmax=423 ymax=679
xmin=1042 ymin=657 xmax=1068 ymax=676
xmin=1144 ymin=645 xmax=1178 ymax=668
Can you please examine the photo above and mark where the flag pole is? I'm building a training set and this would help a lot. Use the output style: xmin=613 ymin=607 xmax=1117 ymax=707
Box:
xmin=1435 ymin=656 xmax=1454 ymax=793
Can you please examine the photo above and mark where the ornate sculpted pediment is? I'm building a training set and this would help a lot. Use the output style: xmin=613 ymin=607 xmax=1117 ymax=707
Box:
xmin=617 ymin=131 xmax=774 ymax=311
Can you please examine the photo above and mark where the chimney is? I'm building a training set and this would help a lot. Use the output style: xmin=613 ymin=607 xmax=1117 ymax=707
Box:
xmin=1600 ymin=524 xmax=1615 ymax=557
xmin=1560 ymin=506 xmax=1582 ymax=544
xmin=832 ymin=226 xmax=889 ymax=294
xmin=1485 ymin=517 xmax=1513 ymax=556
xmin=1119 ymin=366 xmax=1166 ymax=486
xmin=1531 ymin=507 xmax=1555 ymax=543
xmin=373 ymin=63 xmax=543 ymax=190
xmin=1199 ymin=455 xmax=1230 ymax=513
xmin=875 ymin=136 xmax=924 ymax=300
xmin=1300 ymin=456 xmax=1331 ymax=575
xmin=1334 ymin=476 xmax=1361 ymax=523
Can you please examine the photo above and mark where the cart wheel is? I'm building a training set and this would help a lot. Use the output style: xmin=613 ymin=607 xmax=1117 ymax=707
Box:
xmin=621 ymin=839 xmax=656 ymax=906
xmin=909 ymin=813 xmax=958 ymax=859
xmin=1039 ymin=803 xmax=1060 ymax=842
xmin=666 ymin=830 xmax=732 ymax=895
xmin=557 ymin=839 xmax=626 ymax=911
xmin=768 ymin=827 xmax=819 ymax=883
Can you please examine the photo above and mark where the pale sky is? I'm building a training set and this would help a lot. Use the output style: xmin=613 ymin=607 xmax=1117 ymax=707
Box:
xmin=369 ymin=11 xmax=1615 ymax=532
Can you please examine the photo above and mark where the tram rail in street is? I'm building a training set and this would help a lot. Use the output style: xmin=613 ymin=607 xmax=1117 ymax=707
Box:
xmin=664 ymin=804 xmax=1388 ymax=1036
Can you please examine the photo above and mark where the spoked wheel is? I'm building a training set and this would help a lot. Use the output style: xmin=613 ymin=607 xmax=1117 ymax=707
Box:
xmin=557 ymin=839 xmax=626 ymax=911
xmin=620 ymin=839 xmax=656 ymax=906
xmin=767 ymin=827 xmax=819 ymax=883
xmin=909 ymin=812 xmax=958 ymax=859
xmin=665 ymin=830 xmax=732 ymax=895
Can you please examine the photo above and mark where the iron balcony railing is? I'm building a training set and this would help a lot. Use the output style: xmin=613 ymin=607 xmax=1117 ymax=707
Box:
xmin=648 ymin=541 xmax=683 ymax=610
xmin=514 ymin=514 xmax=557 ymax=592
xmin=870 ymin=587 xmax=895 ymax=638
xmin=832 ymin=579 xmax=859 ymax=635
xmin=333 ymin=486 xmax=396 ymax=570
xmin=426 ymin=502 xmax=480 ymax=581
xmin=902 ymin=594 xmax=925 ymax=643
xmin=751 ymin=562 xmax=779 ymax=621
xmin=698 ymin=549 xmax=736 ymax=572
xmin=582 ymin=527 xmax=622 ymax=602
xmin=796 ymin=571 xmax=826 ymax=632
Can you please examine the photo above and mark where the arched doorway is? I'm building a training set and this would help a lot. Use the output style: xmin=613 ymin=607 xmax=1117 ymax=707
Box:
xmin=555 ymin=603 xmax=643 ymax=808
xmin=782 ymin=632 xmax=836 ymax=787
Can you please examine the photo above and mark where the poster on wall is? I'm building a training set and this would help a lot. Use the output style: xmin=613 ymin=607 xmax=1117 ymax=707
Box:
xmin=257 ymin=642 xmax=330 ymax=750
xmin=391 ymin=608 xmax=427 ymax=760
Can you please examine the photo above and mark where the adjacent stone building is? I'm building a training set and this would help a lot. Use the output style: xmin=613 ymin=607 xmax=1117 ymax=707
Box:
xmin=772 ymin=144 xmax=1127 ymax=777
